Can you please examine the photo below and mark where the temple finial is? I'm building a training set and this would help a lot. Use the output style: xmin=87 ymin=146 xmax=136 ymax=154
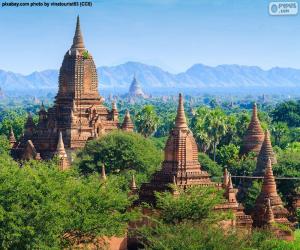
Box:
xmin=56 ymin=132 xmax=69 ymax=170
xmin=130 ymin=174 xmax=137 ymax=191
xmin=175 ymin=93 xmax=188 ymax=129
xmin=228 ymin=174 xmax=233 ymax=189
xmin=252 ymin=102 xmax=258 ymax=121
xmin=72 ymin=15 xmax=85 ymax=50
xmin=56 ymin=131 xmax=66 ymax=153
xmin=265 ymin=198 xmax=275 ymax=225
xmin=223 ymin=168 xmax=229 ymax=188
xmin=9 ymin=127 xmax=16 ymax=148
xmin=112 ymin=101 xmax=117 ymax=110
xmin=101 ymin=164 xmax=107 ymax=180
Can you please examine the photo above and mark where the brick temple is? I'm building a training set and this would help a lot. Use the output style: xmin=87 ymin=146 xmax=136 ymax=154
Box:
xmin=138 ymin=94 xmax=252 ymax=229
xmin=252 ymin=158 xmax=293 ymax=240
xmin=254 ymin=129 xmax=277 ymax=176
xmin=11 ymin=16 xmax=131 ymax=167
xmin=240 ymin=103 xmax=265 ymax=156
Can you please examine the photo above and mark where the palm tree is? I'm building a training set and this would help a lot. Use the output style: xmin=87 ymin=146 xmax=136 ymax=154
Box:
xmin=135 ymin=105 xmax=159 ymax=137
xmin=204 ymin=109 xmax=228 ymax=161
xmin=270 ymin=122 xmax=288 ymax=146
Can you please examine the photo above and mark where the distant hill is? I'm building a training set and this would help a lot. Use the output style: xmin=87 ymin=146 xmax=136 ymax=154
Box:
xmin=1 ymin=62 xmax=300 ymax=95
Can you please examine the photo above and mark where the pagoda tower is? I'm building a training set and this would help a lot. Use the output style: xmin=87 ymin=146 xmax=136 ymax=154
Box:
xmin=254 ymin=130 xmax=277 ymax=176
xmin=128 ymin=75 xmax=147 ymax=99
xmin=252 ymin=159 xmax=292 ymax=230
xmin=240 ymin=103 xmax=264 ymax=156
xmin=139 ymin=94 xmax=213 ymax=204
xmin=11 ymin=16 xmax=121 ymax=161
xmin=122 ymin=110 xmax=134 ymax=132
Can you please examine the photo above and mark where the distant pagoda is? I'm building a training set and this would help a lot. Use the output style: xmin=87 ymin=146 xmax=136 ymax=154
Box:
xmin=240 ymin=103 xmax=265 ymax=156
xmin=127 ymin=75 xmax=148 ymax=99
xmin=252 ymin=158 xmax=293 ymax=240
xmin=11 ymin=16 xmax=131 ymax=164
xmin=254 ymin=130 xmax=277 ymax=176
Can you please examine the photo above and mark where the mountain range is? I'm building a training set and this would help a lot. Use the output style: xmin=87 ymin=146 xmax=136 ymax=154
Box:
xmin=1 ymin=62 xmax=300 ymax=95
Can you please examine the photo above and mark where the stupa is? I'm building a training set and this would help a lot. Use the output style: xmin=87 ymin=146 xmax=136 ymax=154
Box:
xmin=254 ymin=130 xmax=277 ymax=176
xmin=240 ymin=103 xmax=265 ymax=156
xmin=252 ymin=158 xmax=293 ymax=240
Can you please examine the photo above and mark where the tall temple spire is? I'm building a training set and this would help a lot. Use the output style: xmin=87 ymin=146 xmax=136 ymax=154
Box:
xmin=122 ymin=110 xmax=134 ymax=132
xmin=130 ymin=174 xmax=137 ymax=192
xmin=56 ymin=132 xmax=69 ymax=170
xmin=240 ymin=102 xmax=264 ymax=155
xmin=175 ymin=93 xmax=188 ymax=129
xmin=261 ymin=158 xmax=277 ymax=195
xmin=71 ymin=15 xmax=85 ymax=50
xmin=101 ymin=164 xmax=107 ymax=180
xmin=222 ymin=168 xmax=229 ymax=188
xmin=254 ymin=129 xmax=277 ymax=176
xmin=9 ymin=127 xmax=16 ymax=148
xmin=252 ymin=158 xmax=291 ymax=231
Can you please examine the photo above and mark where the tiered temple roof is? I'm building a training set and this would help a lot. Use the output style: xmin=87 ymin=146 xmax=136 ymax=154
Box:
xmin=240 ymin=103 xmax=265 ymax=156
xmin=254 ymin=130 xmax=277 ymax=176
xmin=252 ymin=158 xmax=292 ymax=232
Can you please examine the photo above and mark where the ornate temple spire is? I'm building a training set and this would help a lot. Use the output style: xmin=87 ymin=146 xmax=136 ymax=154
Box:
xmin=254 ymin=129 xmax=277 ymax=176
xmin=265 ymin=198 xmax=275 ymax=225
xmin=9 ymin=127 xmax=16 ymax=148
xmin=25 ymin=112 xmax=34 ymax=129
xmin=261 ymin=158 xmax=277 ymax=195
xmin=101 ymin=164 xmax=107 ymax=180
xmin=240 ymin=103 xmax=264 ymax=155
xmin=71 ymin=15 xmax=85 ymax=50
xmin=175 ymin=93 xmax=188 ymax=129
xmin=56 ymin=132 xmax=69 ymax=170
xmin=112 ymin=101 xmax=117 ymax=111
xmin=222 ymin=168 xmax=229 ymax=188
xmin=225 ymin=174 xmax=237 ymax=203
xmin=121 ymin=110 xmax=134 ymax=132
xmin=130 ymin=174 xmax=137 ymax=192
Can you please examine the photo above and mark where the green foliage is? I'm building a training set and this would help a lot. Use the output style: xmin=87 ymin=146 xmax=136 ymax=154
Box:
xmin=82 ymin=50 xmax=89 ymax=59
xmin=243 ymin=180 xmax=262 ymax=211
xmin=135 ymin=105 xmax=159 ymax=137
xmin=0 ymin=110 xmax=27 ymax=139
xmin=272 ymin=100 xmax=300 ymax=127
xmin=216 ymin=143 xmax=240 ymax=168
xmin=270 ymin=122 xmax=289 ymax=147
xmin=273 ymin=147 xmax=300 ymax=201
xmin=0 ymin=158 xmax=136 ymax=249
xmin=149 ymin=136 xmax=167 ymax=151
xmin=198 ymin=153 xmax=222 ymax=180
xmin=75 ymin=131 xmax=162 ymax=180
xmin=191 ymin=107 xmax=228 ymax=161
xmin=0 ymin=135 xmax=10 ymax=155
xmin=155 ymin=186 xmax=226 ymax=224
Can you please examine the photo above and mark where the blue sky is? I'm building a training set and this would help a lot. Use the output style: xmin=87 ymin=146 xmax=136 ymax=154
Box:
xmin=0 ymin=0 xmax=299 ymax=74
